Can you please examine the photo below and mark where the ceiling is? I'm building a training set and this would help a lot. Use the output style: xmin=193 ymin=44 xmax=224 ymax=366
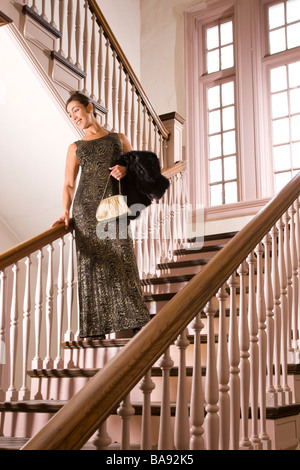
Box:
xmin=0 ymin=26 xmax=80 ymax=251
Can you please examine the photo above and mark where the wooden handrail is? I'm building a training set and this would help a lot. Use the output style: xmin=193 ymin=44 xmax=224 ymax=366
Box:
xmin=0 ymin=221 xmax=74 ymax=271
xmin=87 ymin=0 xmax=169 ymax=140
xmin=21 ymin=171 xmax=300 ymax=450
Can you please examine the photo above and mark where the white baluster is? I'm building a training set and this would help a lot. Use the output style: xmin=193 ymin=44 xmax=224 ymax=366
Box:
xmin=227 ymin=272 xmax=240 ymax=450
xmin=65 ymin=233 xmax=74 ymax=342
xmin=0 ymin=270 xmax=6 ymax=401
xmin=124 ymin=73 xmax=130 ymax=137
xmin=41 ymin=0 xmax=47 ymax=21
xmin=82 ymin=0 xmax=89 ymax=94
xmin=58 ymin=0 xmax=66 ymax=57
xmin=263 ymin=233 xmax=276 ymax=404
xmin=277 ymin=218 xmax=292 ymax=404
xmin=117 ymin=394 xmax=135 ymax=450
xmin=97 ymin=26 xmax=104 ymax=105
xmin=20 ymin=256 xmax=31 ymax=400
xmin=31 ymin=1 xmax=38 ymax=14
xmin=247 ymin=250 xmax=261 ymax=449
xmin=283 ymin=211 xmax=293 ymax=360
xmin=32 ymin=250 xmax=43 ymax=370
xmin=118 ymin=64 xmax=124 ymax=133
xmin=74 ymin=0 xmax=81 ymax=69
xmin=204 ymin=298 xmax=219 ymax=450
xmin=237 ymin=261 xmax=251 ymax=449
xmin=158 ymin=348 xmax=174 ymax=450
xmin=104 ymin=39 xmax=111 ymax=129
xmin=7 ymin=263 xmax=19 ymax=401
xmin=148 ymin=115 xmax=152 ymax=152
xmin=111 ymin=50 xmax=117 ymax=131
xmin=289 ymin=203 xmax=299 ymax=360
xmin=217 ymin=284 xmax=230 ymax=450
xmin=137 ymin=96 xmax=142 ymax=150
xmin=92 ymin=421 xmax=112 ymax=450
xmin=142 ymin=106 xmax=147 ymax=151
xmin=174 ymin=328 xmax=190 ymax=450
xmin=139 ymin=370 xmax=155 ymax=450
xmin=295 ymin=197 xmax=300 ymax=357
xmin=271 ymin=225 xmax=283 ymax=405
xmin=90 ymin=13 xmax=97 ymax=100
xmin=55 ymin=237 xmax=64 ymax=369
xmin=255 ymin=242 xmax=271 ymax=449
xmin=50 ymin=0 xmax=57 ymax=29
xmin=189 ymin=312 xmax=205 ymax=450
xmin=130 ymin=85 xmax=136 ymax=149
xmin=67 ymin=0 xmax=74 ymax=63
xmin=44 ymin=244 xmax=54 ymax=369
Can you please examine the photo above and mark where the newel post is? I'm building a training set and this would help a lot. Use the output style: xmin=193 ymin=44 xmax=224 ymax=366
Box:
xmin=159 ymin=112 xmax=185 ymax=168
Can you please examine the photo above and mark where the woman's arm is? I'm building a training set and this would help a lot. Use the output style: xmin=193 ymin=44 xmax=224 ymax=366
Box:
xmin=52 ymin=143 xmax=79 ymax=229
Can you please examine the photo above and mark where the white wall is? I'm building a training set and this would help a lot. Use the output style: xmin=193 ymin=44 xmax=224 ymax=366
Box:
xmin=97 ymin=0 xmax=141 ymax=78
xmin=140 ymin=0 xmax=206 ymax=118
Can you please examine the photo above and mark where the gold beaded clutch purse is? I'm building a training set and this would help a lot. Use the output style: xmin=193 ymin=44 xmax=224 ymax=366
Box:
xmin=96 ymin=174 xmax=131 ymax=223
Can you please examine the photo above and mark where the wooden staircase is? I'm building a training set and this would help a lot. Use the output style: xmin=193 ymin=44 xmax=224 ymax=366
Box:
xmin=1 ymin=231 xmax=299 ymax=450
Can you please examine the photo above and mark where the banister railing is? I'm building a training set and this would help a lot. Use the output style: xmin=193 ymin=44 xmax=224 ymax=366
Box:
xmin=19 ymin=172 xmax=300 ymax=450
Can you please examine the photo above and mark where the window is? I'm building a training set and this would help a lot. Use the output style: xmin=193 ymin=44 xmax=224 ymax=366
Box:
xmin=267 ymin=0 xmax=300 ymax=191
xmin=268 ymin=0 xmax=300 ymax=54
xmin=207 ymin=80 xmax=237 ymax=205
xmin=205 ymin=20 xmax=234 ymax=74
xmin=204 ymin=19 xmax=238 ymax=206
xmin=270 ymin=61 xmax=300 ymax=191
xmin=185 ymin=0 xmax=300 ymax=213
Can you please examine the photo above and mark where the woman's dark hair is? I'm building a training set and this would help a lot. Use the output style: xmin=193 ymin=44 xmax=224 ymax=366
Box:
xmin=66 ymin=91 xmax=96 ymax=117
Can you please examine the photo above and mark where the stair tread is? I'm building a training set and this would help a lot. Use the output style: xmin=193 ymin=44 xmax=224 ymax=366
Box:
xmin=0 ymin=400 xmax=67 ymax=412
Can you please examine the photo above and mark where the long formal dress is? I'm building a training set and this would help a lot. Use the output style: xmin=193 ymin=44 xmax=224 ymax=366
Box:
xmin=72 ymin=132 xmax=150 ymax=338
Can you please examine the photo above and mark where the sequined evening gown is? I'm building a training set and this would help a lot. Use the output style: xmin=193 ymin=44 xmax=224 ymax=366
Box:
xmin=72 ymin=132 xmax=150 ymax=338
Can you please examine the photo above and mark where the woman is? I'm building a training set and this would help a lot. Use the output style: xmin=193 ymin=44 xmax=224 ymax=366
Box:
xmin=52 ymin=92 xmax=150 ymax=339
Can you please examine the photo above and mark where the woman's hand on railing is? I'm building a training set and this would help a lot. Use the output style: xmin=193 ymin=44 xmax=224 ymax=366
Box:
xmin=51 ymin=211 xmax=70 ymax=230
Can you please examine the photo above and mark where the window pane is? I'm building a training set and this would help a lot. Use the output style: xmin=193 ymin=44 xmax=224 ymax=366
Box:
xmin=272 ymin=91 xmax=289 ymax=118
xmin=272 ymin=118 xmax=290 ymax=144
xmin=273 ymin=145 xmax=291 ymax=171
xmin=269 ymin=28 xmax=286 ymax=54
xmin=270 ymin=66 xmax=287 ymax=92
xmin=210 ymin=184 xmax=223 ymax=206
xmin=223 ymin=130 xmax=236 ymax=155
xmin=290 ymin=88 xmax=300 ymax=114
xmin=220 ymin=21 xmax=233 ymax=46
xmin=292 ymin=142 xmax=300 ymax=166
xmin=209 ymin=134 xmax=222 ymax=158
xmin=291 ymin=114 xmax=300 ymax=140
xmin=275 ymin=171 xmax=292 ymax=192
xmin=288 ymin=61 xmax=300 ymax=87
xmin=207 ymin=25 xmax=219 ymax=50
xmin=207 ymin=49 xmax=220 ymax=73
xmin=286 ymin=0 xmax=300 ymax=23
xmin=209 ymin=109 xmax=221 ymax=134
xmin=224 ymin=156 xmax=237 ymax=180
xmin=222 ymin=106 xmax=235 ymax=131
xmin=221 ymin=44 xmax=234 ymax=70
xmin=208 ymin=86 xmax=220 ymax=110
xmin=210 ymin=159 xmax=222 ymax=183
xmin=287 ymin=23 xmax=300 ymax=48
xmin=269 ymin=2 xmax=285 ymax=29
xmin=224 ymin=181 xmax=237 ymax=204
xmin=222 ymin=82 xmax=235 ymax=106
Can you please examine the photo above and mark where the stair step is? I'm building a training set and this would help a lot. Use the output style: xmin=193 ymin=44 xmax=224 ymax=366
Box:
xmin=1 ymin=399 xmax=299 ymax=420
xmin=62 ymin=338 xmax=130 ymax=349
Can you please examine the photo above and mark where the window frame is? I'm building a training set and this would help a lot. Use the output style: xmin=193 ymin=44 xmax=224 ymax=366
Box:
xmin=184 ymin=0 xmax=300 ymax=219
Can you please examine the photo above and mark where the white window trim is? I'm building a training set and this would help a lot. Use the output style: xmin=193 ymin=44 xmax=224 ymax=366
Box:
xmin=184 ymin=0 xmax=275 ymax=218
